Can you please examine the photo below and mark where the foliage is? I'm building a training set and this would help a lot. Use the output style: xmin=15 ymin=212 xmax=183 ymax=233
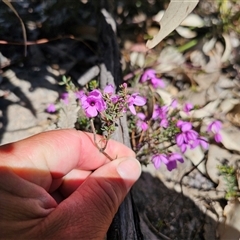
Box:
xmin=218 ymin=164 xmax=240 ymax=200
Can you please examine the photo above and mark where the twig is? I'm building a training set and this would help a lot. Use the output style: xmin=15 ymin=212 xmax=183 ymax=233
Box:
xmin=179 ymin=151 xmax=208 ymax=194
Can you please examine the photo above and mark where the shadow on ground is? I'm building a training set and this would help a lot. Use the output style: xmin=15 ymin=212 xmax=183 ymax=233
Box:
xmin=132 ymin=172 xmax=240 ymax=240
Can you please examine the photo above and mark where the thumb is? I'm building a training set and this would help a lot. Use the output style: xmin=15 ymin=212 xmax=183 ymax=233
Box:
xmin=41 ymin=157 xmax=141 ymax=239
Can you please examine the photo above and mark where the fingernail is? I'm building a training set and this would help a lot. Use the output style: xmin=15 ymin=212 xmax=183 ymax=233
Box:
xmin=117 ymin=158 xmax=141 ymax=189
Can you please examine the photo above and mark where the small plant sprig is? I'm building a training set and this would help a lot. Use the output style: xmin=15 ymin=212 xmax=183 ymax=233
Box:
xmin=47 ymin=74 xmax=223 ymax=171
xmin=77 ymin=83 xmax=146 ymax=160
xmin=217 ymin=164 xmax=240 ymax=200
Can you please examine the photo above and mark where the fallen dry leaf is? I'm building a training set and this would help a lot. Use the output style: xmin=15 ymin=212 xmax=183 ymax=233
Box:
xmin=226 ymin=103 xmax=240 ymax=127
xmin=191 ymin=99 xmax=221 ymax=118
xmin=175 ymin=26 xmax=197 ymax=38
xmin=156 ymin=46 xmax=185 ymax=73
xmin=220 ymin=126 xmax=240 ymax=152
xmin=146 ymin=0 xmax=199 ymax=48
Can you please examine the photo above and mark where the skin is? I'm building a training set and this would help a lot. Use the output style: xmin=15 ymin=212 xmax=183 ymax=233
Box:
xmin=0 ymin=129 xmax=141 ymax=240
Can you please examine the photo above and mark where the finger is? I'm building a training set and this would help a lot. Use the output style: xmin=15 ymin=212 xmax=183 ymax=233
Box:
xmin=0 ymin=129 xmax=135 ymax=189
xmin=58 ymin=169 xmax=92 ymax=197
xmin=38 ymin=157 xmax=141 ymax=239
xmin=0 ymin=167 xmax=57 ymax=237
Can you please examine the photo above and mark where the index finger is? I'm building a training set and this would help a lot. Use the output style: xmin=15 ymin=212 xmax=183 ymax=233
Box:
xmin=0 ymin=129 xmax=135 ymax=178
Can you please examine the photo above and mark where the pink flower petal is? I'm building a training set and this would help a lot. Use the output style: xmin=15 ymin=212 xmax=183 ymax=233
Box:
xmin=181 ymin=122 xmax=192 ymax=132
xmin=85 ymin=106 xmax=98 ymax=117
xmin=152 ymin=155 xmax=161 ymax=169
xmin=180 ymin=144 xmax=187 ymax=153
xmin=137 ymin=112 xmax=146 ymax=120
xmin=46 ymin=103 xmax=56 ymax=113
xmin=166 ymin=161 xmax=177 ymax=171
xmin=214 ymin=133 xmax=222 ymax=143
xmin=133 ymin=95 xmax=146 ymax=106
xmin=176 ymin=133 xmax=184 ymax=146
xmin=151 ymin=78 xmax=165 ymax=88
xmin=104 ymin=84 xmax=114 ymax=94
xmin=129 ymin=105 xmax=136 ymax=115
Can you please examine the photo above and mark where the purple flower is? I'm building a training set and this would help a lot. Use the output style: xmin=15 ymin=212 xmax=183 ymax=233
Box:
xmin=60 ymin=92 xmax=69 ymax=105
xmin=141 ymin=69 xmax=156 ymax=82
xmin=110 ymin=95 xmax=119 ymax=104
xmin=152 ymin=104 xmax=160 ymax=120
xmin=151 ymin=77 xmax=165 ymax=88
xmin=207 ymin=120 xmax=222 ymax=134
xmin=137 ymin=113 xmax=148 ymax=131
xmin=152 ymin=152 xmax=184 ymax=171
xmin=122 ymin=83 xmax=127 ymax=88
xmin=207 ymin=120 xmax=222 ymax=143
xmin=46 ymin=103 xmax=56 ymax=113
xmin=151 ymin=154 xmax=168 ymax=169
xmin=140 ymin=69 xmax=165 ymax=88
xmin=103 ymin=84 xmax=119 ymax=103
xmin=159 ymin=106 xmax=168 ymax=119
xmin=186 ymin=130 xmax=199 ymax=141
xmin=167 ymin=153 xmax=184 ymax=171
xmin=152 ymin=104 xmax=168 ymax=120
xmin=176 ymin=121 xmax=199 ymax=153
xmin=75 ymin=90 xmax=85 ymax=100
xmin=104 ymin=84 xmax=114 ymax=94
xmin=176 ymin=133 xmax=188 ymax=152
xmin=80 ymin=90 xmax=106 ymax=117
xmin=171 ymin=99 xmax=178 ymax=109
xmin=214 ymin=133 xmax=222 ymax=143
xmin=183 ymin=103 xmax=193 ymax=113
xmin=160 ymin=119 xmax=168 ymax=128
xmin=177 ymin=120 xmax=192 ymax=132
xmin=127 ymin=93 xmax=146 ymax=115
xmin=198 ymin=137 xmax=209 ymax=149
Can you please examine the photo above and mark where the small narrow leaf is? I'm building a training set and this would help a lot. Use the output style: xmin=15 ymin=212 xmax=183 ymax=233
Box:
xmin=146 ymin=0 xmax=199 ymax=49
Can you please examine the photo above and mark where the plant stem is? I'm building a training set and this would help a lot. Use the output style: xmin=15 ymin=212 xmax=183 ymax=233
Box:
xmin=90 ymin=118 xmax=113 ymax=161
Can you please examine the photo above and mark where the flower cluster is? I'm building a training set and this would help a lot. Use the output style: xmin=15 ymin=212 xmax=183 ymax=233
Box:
xmin=175 ymin=120 xmax=208 ymax=153
xmin=46 ymin=84 xmax=147 ymax=119
xmin=152 ymin=104 xmax=170 ymax=128
xmin=131 ymin=70 xmax=224 ymax=172
xmin=78 ymin=84 xmax=146 ymax=118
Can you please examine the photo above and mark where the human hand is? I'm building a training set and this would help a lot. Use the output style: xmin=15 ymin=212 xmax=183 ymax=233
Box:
xmin=0 ymin=129 xmax=141 ymax=239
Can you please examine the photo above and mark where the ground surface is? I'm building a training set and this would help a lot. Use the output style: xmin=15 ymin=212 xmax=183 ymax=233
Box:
xmin=1 ymin=1 xmax=240 ymax=239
